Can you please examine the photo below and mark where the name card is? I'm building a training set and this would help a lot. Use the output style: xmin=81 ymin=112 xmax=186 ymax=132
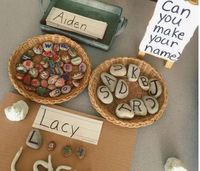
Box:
xmin=46 ymin=7 xmax=108 ymax=40
xmin=32 ymin=105 xmax=103 ymax=145
xmin=139 ymin=0 xmax=198 ymax=62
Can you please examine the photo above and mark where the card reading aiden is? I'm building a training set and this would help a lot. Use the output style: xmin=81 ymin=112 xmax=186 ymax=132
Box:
xmin=46 ymin=7 xmax=108 ymax=40
xmin=139 ymin=0 xmax=198 ymax=62
xmin=32 ymin=105 xmax=103 ymax=145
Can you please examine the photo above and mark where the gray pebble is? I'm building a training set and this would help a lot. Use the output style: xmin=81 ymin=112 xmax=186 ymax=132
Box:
xmin=26 ymin=129 xmax=42 ymax=149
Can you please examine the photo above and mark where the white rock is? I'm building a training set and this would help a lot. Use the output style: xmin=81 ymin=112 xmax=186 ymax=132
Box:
xmin=4 ymin=100 xmax=29 ymax=121
xmin=149 ymin=79 xmax=162 ymax=98
xmin=127 ymin=64 xmax=140 ymax=82
xmin=116 ymin=103 xmax=134 ymax=119
xmin=130 ymin=99 xmax=147 ymax=116
xmin=100 ymin=72 xmax=117 ymax=92
xmin=26 ymin=129 xmax=42 ymax=150
xmin=165 ymin=157 xmax=187 ymax=171
xmin=143 ymin=96 xmax=159 ymax=114
xmin=115 ymin=79 xmax=129 ymax=99
xmin=97 ymin=86 xmax=113 ymax=104
xmin=138 ymin=76 xmax=150 ymax=91
xmin=110 ymin=64 xmax=127 ymax=77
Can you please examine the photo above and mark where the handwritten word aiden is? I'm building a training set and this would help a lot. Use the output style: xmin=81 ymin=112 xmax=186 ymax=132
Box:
xmin=40 ymin=109 xmax=79 ymax=138
xmin=139 ymin=0 xmax=198 ymax=62
xmin=53 ymin=12 xmax=87 ymax=31
xmin=46 ymin=7 xmax=108 ymax=39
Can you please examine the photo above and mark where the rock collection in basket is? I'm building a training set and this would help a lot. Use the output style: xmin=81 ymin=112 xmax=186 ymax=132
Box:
xmin=97 ymin=64 xmax=163 ymax=119
xmin=15 ymin=42 xmax=87 ymax=97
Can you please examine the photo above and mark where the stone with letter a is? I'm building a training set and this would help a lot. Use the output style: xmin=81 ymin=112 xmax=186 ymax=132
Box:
xmin=101 ymin=72 xmax=117 ymax=92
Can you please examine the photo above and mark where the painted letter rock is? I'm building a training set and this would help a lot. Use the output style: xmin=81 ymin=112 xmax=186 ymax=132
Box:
xmin=72 ymin=72 xmax=84 ymax=80
xmin=138 ymin=76 xmax=149 ymax=91
xmin=115 ymin=79 xmax=129 ymax=99
xmin=110 ymin=64 xmax=127 ymax=77
xmin=79 ymin=62 xmax=87 ymax=73
xmin=130 ymin=99 xmax=147 ymax=116
xmin=68 ymin=48 xmax=77 ymax=57
xmin=115 ymin=103 xmax=134 ymax=119
xmin=127 ymin=64 xmax=140 ymax=82
xmin=43 ymin=41 xmax=53 ymax=51
xmin=71 ymin=56 xmax=82 ymax=65
xmin=49 ymin=89 xmax=61 ymax=97
xmin=61 ymin=85 xmax=71 ymax=94
xmin=55 ymin=78 xmax=65 ymax=87
xmin=97 ymin=85 xmax=113 ymax=104
xmin=59 ymin=43 xmax=69 ymax=51
xmin=48 ymin=75 xmax=59 ymax=85
xmin=149 ymin=79 xmax=162 ymax=98
xmin=33 ymin=45 xmax=43 ymax=55
xmin=26 ymin=129 xmax=42 ymax=149
xmin=143 ymin=96 xmax=159 ymax=114
xmin=100 ymin=72 xmax=117 ymax=92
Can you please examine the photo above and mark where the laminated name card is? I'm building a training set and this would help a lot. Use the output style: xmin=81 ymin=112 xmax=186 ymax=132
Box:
xmin=33 ymin=105 xmax=103 ymax=145
xmin=139 ymin=0 xmax=198 ymax=62
xmin=46 ymin=7 xmax=108 ymax=39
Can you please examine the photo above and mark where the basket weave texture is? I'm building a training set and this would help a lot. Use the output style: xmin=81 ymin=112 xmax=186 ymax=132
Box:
xmin=8 ymin=34 xmax=92 ymax=104
xmin=88 ymin=57 xmax=168 ymax=128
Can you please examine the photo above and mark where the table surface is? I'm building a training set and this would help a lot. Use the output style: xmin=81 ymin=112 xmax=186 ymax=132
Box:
xmin=0 ymin=0 xmax=198 ymax=171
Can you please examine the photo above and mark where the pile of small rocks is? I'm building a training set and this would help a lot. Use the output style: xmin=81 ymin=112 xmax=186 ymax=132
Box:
xmin=97 ymin=63 xmax=162 ymax=119
xmin=15 ymin=41 xmax=87 ymax=97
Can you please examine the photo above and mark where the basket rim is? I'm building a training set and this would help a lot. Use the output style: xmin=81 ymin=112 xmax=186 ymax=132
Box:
xmin=8 ymin=34 xmax=92 ymax=104
xmin=88 ymin=56 xmax=168 ymax=128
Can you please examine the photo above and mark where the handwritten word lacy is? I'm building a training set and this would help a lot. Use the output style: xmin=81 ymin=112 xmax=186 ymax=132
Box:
xmin=40 ymin=110 xmax=80 ymax=138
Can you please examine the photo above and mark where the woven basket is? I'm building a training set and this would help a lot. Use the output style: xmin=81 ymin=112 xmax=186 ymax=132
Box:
xmin=8 ymin=34 xmax=92 ymax=104
xmin=88 ymin=57 xmax=168 ymax=128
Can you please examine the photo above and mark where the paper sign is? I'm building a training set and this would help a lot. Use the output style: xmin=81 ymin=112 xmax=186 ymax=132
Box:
xmin=46 ymin=7 xmax=108 ymax=39
xmin=32 ymin=105 xmax=103 ymax=145
xmin=139 ymin=0 xmax=198 ymax=61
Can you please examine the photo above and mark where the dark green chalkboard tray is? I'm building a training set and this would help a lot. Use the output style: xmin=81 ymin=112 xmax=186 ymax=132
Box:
xmin=40 ymin=0 xmax=127 ymax=50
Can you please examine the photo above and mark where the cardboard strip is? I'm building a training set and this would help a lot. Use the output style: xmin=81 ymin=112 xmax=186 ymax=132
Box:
xmin=0 ymin=92 xmax=137 ymax=171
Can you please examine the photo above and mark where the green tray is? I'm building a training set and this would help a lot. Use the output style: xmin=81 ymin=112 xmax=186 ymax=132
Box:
xmin=40 ymin=0 xmax=127 ymax=50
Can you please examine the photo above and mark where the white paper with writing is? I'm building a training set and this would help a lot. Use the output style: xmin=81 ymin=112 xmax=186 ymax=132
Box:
xmin=32 ymin=105 xmax=103 ymax=145
xmin=139 ymin=0 xmax=198 ymax=61
xmin=46 ymin=7 xmax=108 ymax=39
